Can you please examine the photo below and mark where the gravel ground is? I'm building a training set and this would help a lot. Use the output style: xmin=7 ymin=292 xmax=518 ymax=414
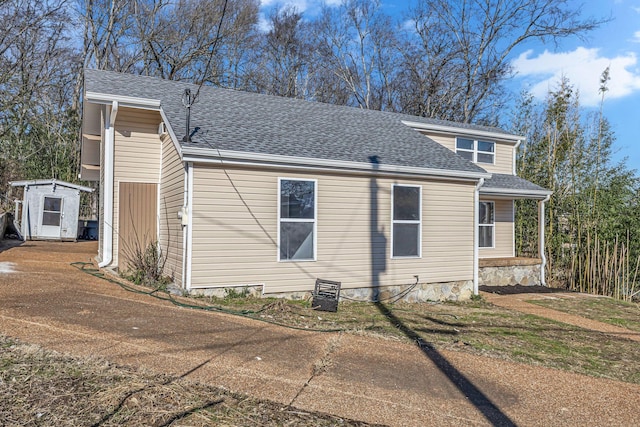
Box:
xmin=1 ymin=240 xmax=639 ymax=426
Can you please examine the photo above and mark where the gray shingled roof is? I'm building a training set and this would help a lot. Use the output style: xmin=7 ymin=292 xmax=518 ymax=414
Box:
xmin=85 ymin=69 xmax=499 ymax=175
xmin=482 ymin=174 xmax=551 ymax=197
xmin=84 ymin=69 xmax=549 ymax=198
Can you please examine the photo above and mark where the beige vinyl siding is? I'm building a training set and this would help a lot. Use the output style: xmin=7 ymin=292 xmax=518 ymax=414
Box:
xmin=479 ymin=198 xmax=514 ymax=258
xmin=159 ymin=133 xmax=184 ymax=284
xmin=112 ymin=108 xmax=162 ymax=267
xmin=418 ymin=130 xmax=514 ymax=174
xmin=190 ymin=166 xmax=475 ymax=293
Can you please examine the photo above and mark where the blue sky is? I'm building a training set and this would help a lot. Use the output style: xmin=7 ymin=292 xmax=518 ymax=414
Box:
xmin=258 ymin=0 xmax=640 ymax=173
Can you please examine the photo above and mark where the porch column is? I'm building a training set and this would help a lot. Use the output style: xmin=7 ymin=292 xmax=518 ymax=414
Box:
xmin=473 ymin=178 xmax=485 ymax=295
xmin=538 ymin=195 xmax=550 ymax=286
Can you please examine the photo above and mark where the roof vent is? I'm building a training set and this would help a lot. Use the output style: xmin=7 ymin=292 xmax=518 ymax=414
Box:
xmin=182 ymin=89 xmax=196 ymax=143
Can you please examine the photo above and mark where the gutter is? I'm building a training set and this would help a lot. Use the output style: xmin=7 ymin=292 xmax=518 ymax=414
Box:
xmin=99 ymin=101 xmax=118 ymax=268
xmin=85 ymin=91 xmax=161 ymax=110
xmin=539 ymin=194 xmax=551 ymax=286
xmin=473 ymin=178 xmax=485 ymax=296
xmin=479 ymin=188 xmax=552 ymax=199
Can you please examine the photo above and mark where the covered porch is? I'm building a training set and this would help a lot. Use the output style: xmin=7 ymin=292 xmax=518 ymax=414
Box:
xmin=477 ymin=173 xmax=552 ymax=289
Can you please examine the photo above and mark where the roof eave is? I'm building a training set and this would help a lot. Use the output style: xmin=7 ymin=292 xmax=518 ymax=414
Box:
xmin=480 ymin=187 xmax=552 ymax=200
xmin=84 ymin=91 xmax=161 ymax=110
xmin=402 ymin=120 xmax=525 ymax=144
xmin=181 ymin=147 xmax=491 ymax=181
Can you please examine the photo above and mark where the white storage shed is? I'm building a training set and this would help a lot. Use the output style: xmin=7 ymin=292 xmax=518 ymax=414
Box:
xmin=10 ymin=179 xmax=94 ymax=241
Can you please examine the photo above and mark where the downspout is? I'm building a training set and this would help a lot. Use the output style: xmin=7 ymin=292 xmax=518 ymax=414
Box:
xmin=185 ymin=162 xmax=194 ymax=290
xmin=473 ymin=177 xmax=485 ymax=296
xmin=181 ymin=163 xmax=188 ymax=289
xmin=513 ymin=139 xmax=522 ymax=175
xmin=99 ymin=101 xmax=118 ymax=268
xmin=538 ymin=194 xmax=550 ymax=286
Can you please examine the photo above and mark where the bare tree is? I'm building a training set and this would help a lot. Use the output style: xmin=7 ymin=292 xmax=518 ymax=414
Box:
xmin=400 ymin=0 xmax=605 ymax=123
xmin=246 ymin=5 xmax=311 ymax=97
xmin=310 ymin=0 xmax=400 ymax=109
xmin=0 ymin=0 xmax=81 ymax=192
xmin=131 ymin=0 xmax=258 ymax=84
xmin=79 ymin=0 xmax=138 ymax=71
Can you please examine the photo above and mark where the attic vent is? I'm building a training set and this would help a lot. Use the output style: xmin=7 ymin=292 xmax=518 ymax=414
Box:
xmin=182 ymin=88 xmax=196 ymax=143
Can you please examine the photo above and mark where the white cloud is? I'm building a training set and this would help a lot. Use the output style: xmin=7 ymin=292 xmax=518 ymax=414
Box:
xmin=260 ymin=0 xmax=308 ymax=12
xmin=257 ymin=13 xmax=272 ymax=32
xmin=633 ymin=30 xmax=640 ymax=43
xmin=401 ymin=19 xmax=416 ymax=33
xmin=512 ymin=47 xmax=640 ymax=106
xmin=259 ymin=0 xmax=341 ymax=14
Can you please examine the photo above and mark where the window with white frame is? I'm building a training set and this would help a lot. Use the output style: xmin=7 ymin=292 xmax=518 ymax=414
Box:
xmin=479 ymin=201 xmax=494 ymax=248
xmin=392 ymin=185 xmax=421 ymax=258
xmin=279 ymin=178 xmax=316 ymax=261
xmin=456 ymin=137 xmax=495 ymax=164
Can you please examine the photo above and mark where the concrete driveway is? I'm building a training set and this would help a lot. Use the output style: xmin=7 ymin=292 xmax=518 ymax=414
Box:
xmin=0 ymin=240 xmax=638 ymax=426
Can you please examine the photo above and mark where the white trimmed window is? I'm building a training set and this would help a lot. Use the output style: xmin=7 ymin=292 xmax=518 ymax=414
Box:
xmin=392 ymin=184 xmax=421 ymax=258
xmin=456 ymin=137 xmax=495 ymax=164
xmin=479 ymin=201 xmax=494 ymax=248
xmin=278 ymin=178 xmax=317 ymax=261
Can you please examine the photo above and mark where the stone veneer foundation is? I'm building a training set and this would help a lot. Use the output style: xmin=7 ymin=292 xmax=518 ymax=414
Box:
xmin=191 ymin=280 xmax=474 ymax=302
xmin=478 ymin=257 xmax=542 ymax=286
xmin=188 ymin=258 xmax=542 ymax=301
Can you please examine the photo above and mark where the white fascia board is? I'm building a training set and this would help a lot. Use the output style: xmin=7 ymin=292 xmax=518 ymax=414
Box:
xmin=480 ymin=187 xmax=552 ymax=199
xmin=402 ymin=120 xmax=525 ymax=144
xmin=85 ymin=91 xmax=161 ymax=110
xmin=159 ymin=109 xmax=183 ymax=158
xmin=181 ymin=148 xmax=491 ymax=181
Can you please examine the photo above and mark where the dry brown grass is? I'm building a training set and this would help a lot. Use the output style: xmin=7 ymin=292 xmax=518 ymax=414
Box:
xmin=528 ymin=295 xmax=640 ymax=332
xmin=0 ymin=336 xmax=378 ymax=427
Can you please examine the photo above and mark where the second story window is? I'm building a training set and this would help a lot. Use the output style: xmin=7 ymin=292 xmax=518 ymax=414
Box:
xmin=456 ymin=138 xmax=495 ymax=164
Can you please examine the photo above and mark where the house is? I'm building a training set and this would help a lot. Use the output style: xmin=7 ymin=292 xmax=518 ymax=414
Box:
xmin=10 ymin=179 xmax=94 ymax=241
xmin=80 ymin=69 xmax=551 ymax=301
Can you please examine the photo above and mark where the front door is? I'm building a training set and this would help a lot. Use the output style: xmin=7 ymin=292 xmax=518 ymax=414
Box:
xmin=40 ymin=196 xmax=63 ymax=239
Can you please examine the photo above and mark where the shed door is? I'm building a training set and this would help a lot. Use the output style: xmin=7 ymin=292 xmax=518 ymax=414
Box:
xmin=40 ymin=196 xmax=63 ymax=239
xmin=118 ymin=182 xmax=158 ymax=273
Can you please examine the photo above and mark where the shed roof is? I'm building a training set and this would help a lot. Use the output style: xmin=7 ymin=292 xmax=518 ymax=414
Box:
xmin=11 ymin=179 xmax=94 ymax=193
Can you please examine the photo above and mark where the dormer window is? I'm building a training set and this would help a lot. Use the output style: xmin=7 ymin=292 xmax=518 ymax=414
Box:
xmin=456 ymin=138 xmax=495 ymax=164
